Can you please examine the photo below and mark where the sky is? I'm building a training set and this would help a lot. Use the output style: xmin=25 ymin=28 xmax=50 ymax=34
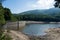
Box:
xmin=3 ymin=0 xmax=55 ymax=13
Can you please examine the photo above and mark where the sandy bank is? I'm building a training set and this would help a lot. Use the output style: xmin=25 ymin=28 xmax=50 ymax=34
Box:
xmin=8 ymin=30 xmax=30 ymax=40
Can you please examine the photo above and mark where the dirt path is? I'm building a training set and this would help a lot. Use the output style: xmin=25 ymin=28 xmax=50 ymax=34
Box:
xmin=9 ymin=30 xmax=29 ymax=40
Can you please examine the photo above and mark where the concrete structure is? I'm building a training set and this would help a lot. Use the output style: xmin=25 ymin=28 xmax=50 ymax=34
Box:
xmin=3 ymin=21 xmax=26 ymax=30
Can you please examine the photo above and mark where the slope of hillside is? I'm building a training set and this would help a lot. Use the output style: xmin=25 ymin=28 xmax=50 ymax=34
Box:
xmin=13 ymin=8 xmax=60 ymax=21
xmin=19 ymin=8 xmax=60 ymax=15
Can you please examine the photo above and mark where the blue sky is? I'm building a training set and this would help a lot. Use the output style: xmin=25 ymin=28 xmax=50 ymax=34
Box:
xmin=3 ymin=0 xmax=55 ymax=13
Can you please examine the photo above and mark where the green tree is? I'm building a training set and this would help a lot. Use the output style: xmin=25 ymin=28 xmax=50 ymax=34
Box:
xmin=0 ymin=3 xmax=5 ymax=25
xmin=4 ymin=8 xmax=12 ymax=21
xmin=4 ymin=8 xmax=17 ymax=21
xmin=0 ymin=9 xmax=5 ymax=25
xmin=0 ymin=0 xmax=12 ymax=40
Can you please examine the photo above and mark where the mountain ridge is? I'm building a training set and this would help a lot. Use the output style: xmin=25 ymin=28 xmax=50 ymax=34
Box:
xmin=19 ymin=8 xmax=60 ymax=15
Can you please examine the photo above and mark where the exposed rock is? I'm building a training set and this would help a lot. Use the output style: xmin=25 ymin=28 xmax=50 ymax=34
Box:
xmin=29 ymin=28 xmax=60 ymax=40
xmin=43 ymin=28 xmax=60 ymax=40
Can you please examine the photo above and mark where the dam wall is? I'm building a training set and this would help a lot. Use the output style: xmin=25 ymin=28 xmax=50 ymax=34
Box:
xmin=3 ymin=21 xmax=60 ymax=30
xmin=3 ymin=21 xmax=26 ymax=30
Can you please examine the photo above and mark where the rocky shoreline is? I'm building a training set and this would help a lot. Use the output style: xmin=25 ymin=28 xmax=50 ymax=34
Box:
xmin=7 ymin=27 xmax=60 ymax=40
xmin=28 ymin=28 xmax=60 ymax=40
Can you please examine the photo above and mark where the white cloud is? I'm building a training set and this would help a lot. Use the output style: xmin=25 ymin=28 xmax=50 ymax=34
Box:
xmin=31 ymin=0 xmax=55 ymax=9
xmin=16 ymin=0 xmax=55 ymax=13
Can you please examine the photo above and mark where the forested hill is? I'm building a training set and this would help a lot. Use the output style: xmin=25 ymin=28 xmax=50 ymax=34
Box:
xmin=19 ymin=8 xmax=60 ymax=15
xmin=13 ymin=8 xmax=60 ymax=22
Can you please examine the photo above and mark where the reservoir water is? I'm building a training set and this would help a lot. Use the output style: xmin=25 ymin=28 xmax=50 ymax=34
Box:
xmin=23 ymin=23 xmax=60 ymax=36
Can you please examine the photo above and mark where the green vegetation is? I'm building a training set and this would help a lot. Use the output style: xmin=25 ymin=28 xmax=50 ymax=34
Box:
xmin=0 ymin=0 xmax=17 ymax=40
xmin=4 ymin=8 xmax=17 ymax=21
xmin=0 ymin=4 xmax=5 ymax=25
xmin=14 ymin=11 xmax=60 ymax=22
xmin=0 ymin=0 xmax=60 ymax=40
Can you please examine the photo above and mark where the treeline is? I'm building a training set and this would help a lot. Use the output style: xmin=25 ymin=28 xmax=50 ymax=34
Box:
xmin=14 ymin=13 xmax=60 ymax=22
